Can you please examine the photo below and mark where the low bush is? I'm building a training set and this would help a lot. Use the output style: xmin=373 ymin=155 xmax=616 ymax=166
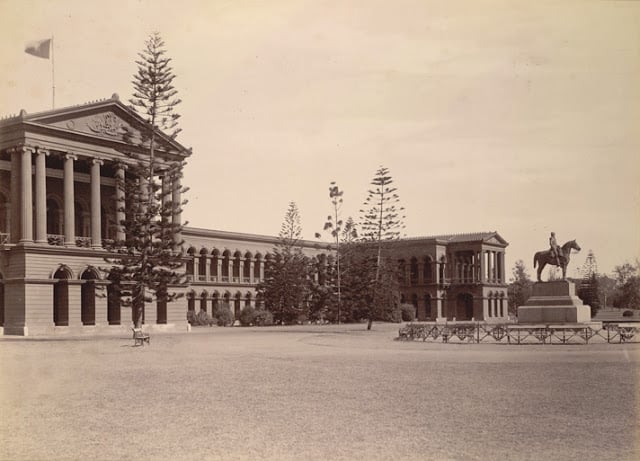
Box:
xmin=239 ymin=306 xmax=256 ymax=326
xmin=253 ymin=309 xmax=274 ymax=326
xmin=187 ymin=309 xmax=215 ymax=326
xmin=214 ymin=304 xmax=234 ymax=327
xmin=400 ymin=303 xmax=416 ymax=322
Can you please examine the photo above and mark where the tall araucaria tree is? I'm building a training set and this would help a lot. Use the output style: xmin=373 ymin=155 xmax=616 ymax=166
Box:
xmin=359 ymin=166 xmax=405 ymax=330
xmin=315 ymin=182 xmax=356 ymax=323
xmin=104 ymin=32 xmax=189 ymax=328
xmin=258 ymin=202 xmax=313 ymax=324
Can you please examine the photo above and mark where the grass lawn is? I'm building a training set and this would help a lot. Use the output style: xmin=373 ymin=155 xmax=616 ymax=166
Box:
xmin=1 ymin=323 xmax=639 ymax=460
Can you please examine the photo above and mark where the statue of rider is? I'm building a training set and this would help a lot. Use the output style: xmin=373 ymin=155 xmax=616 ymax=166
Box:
xmin=549 ymin=232 xmax=562 ymax=266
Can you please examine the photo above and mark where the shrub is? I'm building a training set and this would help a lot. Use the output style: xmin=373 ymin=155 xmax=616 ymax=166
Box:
xmin=253 ymin=309 xmax=274 ymax=326
xmin=187 ymin=309 xmax=215 ymax=326
xmin=239 ymin=306 xmax=256 ymax=326
xmin=400 ymin=303 xmax=416 ymax=322
xmin=214 ymin=303 xmax=234 ymax=327
xmin=623 ymin=309 xmax=634 ymax=317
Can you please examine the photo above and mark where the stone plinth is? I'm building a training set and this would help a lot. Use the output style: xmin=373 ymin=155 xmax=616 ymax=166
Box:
xmin=517 ymin=281 xmax=591 ymax=324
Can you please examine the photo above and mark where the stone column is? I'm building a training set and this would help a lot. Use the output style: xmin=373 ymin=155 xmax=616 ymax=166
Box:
xmin=193 ymin=256 xmax=200 ymax=281
xmin=249 ymin=260 xmax=255 ymax=284
xmin=19 ymin=146 xmax=34 ymax=243
xmin=90 ymin=159 xmax=103 ymax=248
xmin=10 ymin=148 xmax=21 ymax=243
xmin=239 ymin=260 xmax=245 ymax=282
xmin=499 ymin=252 xmax=505 ymax=283
xmin=115 ymin=164 xmax=126 ymax=242
xmin=483 ymin=296 xmax=489 ymax=319
xmin=34 ymin=148 xmax=48 ymax=243
xmin=63 ymin=153 xmax=76 ymax=246
xmin=433 ymin=260 xmax=440 ymax=284
xmin=436 ymin=296 xmax=443 ymax=319
xmin=486 ymin=251 xmax=493 ymax=283
xmin=259 ymin=259 xmax=264 ymax=281
xmin=217 ymin=258 xmax=223 ymax=281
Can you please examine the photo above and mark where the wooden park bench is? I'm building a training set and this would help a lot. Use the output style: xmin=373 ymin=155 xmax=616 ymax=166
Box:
xmin=132 ymin=327 xmax=150 ymax=346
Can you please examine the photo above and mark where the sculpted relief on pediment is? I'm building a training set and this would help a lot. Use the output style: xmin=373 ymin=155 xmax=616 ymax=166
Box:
xmin=50 ymin=111 xmax=141 ymax=143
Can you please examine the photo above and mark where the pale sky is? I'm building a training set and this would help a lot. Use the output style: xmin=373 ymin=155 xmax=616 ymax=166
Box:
xmin=1 ymin=0 xmax=639 ymax=277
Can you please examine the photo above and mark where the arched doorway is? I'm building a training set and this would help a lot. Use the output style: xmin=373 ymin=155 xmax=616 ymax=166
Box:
xmin=212 ymin=291 xmax=220 ymax=315
xmin=234 ymin=292 xmax=242 ymax=318
xmin=424 ymin=294 xmax=432 ymax=321
xmin=53 ymin=267 xmax=72 ymax=326
xmin=80 ymin=268 xmax=99 ymax=326
xmin=456 ymin=293 xmax=474 ymax=321
xmin=200 ymin=291 xmax=208 ymax=313
xmin=107 ymin=273 xmax=121 ymax=325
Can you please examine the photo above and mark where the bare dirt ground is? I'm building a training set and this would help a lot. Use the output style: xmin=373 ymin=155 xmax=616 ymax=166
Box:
xmin=1 ymin=323 xmax=639 ymax=461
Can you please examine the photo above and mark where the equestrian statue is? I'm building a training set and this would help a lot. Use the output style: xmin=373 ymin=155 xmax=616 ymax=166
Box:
xmin=533 ymin=232 xmax=581 ymax=282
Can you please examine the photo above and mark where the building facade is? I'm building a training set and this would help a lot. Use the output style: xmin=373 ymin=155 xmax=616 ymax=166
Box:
xmin=0 ymin=98 xmax=508 ymax=335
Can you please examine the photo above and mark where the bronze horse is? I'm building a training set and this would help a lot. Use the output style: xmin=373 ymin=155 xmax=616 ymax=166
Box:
xmin=533 ymin=239 xmax=581 ymax=282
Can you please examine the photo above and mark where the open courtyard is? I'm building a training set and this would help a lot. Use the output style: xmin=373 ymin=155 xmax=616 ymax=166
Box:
xmin=1 ymin=323 xmax=639 ymax=460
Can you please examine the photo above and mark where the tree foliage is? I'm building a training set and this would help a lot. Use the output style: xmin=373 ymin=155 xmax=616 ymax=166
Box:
xmin=508 ymin=260 xmax=532 ymax=314
xmin=315 ymin=182 xmax=358 ymax=323
xmin=258 ymin=202 xmax=313 ymax=324
xmin=104 ymin=33 xmax=187 ymax=328
xmin=612 ymin=261 xmax=640 ymax=310
xmin=577 ymin=274 xmax=602 ymax=316
xmin=339 ymin=241 xmax=400 ymax=323
xmin=358 ymin=166 xmax=405 ymax=329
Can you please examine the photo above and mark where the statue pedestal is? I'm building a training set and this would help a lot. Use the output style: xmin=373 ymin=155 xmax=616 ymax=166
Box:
xmin=517 ymin=281 xmax=591 ymax=324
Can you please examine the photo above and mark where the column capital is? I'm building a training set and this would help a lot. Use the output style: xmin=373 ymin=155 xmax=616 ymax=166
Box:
xmin=8 ymin=144 xmax=35 ymax=154
xmin=35 ymin=147 xmax=50 ymax=156
xmin=64 ymin=152 xmax=77 ymax=161
xmin=91 ymin=158 xmax=104 ymax=166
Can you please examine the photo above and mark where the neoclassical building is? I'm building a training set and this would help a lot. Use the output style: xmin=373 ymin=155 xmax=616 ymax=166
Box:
xmin=0 ymin=97 xmax=509 ymax=335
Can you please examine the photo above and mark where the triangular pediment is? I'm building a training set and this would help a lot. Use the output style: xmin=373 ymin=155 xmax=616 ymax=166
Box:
xmin=16 ymin=97 xmax=188 ymax=155
xmin=484 ymin=233 xmax=508 ymax=246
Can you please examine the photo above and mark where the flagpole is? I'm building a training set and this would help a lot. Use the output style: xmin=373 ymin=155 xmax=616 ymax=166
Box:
xmin=51 ymin=35 xmax=55 ymax=109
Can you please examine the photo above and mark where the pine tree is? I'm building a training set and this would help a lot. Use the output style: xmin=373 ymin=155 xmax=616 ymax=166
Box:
xmin=258 ymin=202 xmax=312 ymax=324
xmin=104 ymin=33 xmax=188 ymax=328
xmin=315 ymin=182 xmax=358 ymax=323
xmin=358 ymin=166 xmax=405 ymax=329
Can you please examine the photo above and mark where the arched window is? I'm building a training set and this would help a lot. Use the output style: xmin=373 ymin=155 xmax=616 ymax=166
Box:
xmin=423 ymin=257 xmax=433 ymax=283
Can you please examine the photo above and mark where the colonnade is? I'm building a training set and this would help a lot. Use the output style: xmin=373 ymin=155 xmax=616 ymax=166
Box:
xmin=450 ymin=249 xmax=506 ymax=284
xmin=3 ymin=145 xmax=182 ymax=247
